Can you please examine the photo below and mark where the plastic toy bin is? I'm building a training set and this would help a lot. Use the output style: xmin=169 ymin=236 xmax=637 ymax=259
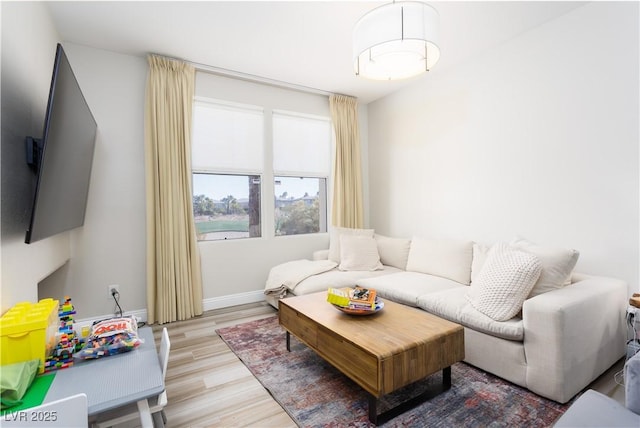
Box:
xmin=0 ymin=298 xmax=59 ymax=373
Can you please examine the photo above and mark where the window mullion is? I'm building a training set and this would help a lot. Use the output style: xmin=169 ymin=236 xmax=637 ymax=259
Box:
xmin=263 ymin=108 xmax=275 ymax=238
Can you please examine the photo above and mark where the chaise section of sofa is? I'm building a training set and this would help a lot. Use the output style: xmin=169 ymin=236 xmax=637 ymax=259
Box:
xmin=264 ymin=230 xmax=409 ymax=308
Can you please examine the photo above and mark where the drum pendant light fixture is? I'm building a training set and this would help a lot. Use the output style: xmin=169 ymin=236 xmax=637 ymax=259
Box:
xmin=353 ymin=1 xmax=440 ymax=80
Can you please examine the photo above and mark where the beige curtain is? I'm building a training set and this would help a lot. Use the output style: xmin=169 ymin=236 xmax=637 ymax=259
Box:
xmin=330 ymin=94 xmax=364 ymax=228
xmin=144 ymin=55 xmax=203 ymax=324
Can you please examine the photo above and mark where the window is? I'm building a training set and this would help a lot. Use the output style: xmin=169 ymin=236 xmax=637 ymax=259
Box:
xmin=273 ymin=112 xmax=331 ymax=236
xmin=275 ymin=176 xmax=327 ymax=236
xmin=191 ymin=96 xmax=331 ymax=241
xmin=192 ymin=173 xmax=261 ymax=240
xmin=192 ymin=99 xmax=263 ymax=241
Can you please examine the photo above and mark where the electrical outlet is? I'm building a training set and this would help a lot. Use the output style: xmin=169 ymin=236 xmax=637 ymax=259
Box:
xmin=107 ymin=284 xmax=120 ymax=299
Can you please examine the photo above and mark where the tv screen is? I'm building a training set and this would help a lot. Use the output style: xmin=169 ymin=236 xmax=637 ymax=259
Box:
xmin=25 ymin=44 xmax=97 ymax=244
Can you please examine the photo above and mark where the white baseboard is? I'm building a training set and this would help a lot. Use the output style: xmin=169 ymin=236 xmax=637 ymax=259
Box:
xmin=202 ymin=290 xmax=267 ymax=311
xmin=74 ymin=291 xmax=266 ymax=329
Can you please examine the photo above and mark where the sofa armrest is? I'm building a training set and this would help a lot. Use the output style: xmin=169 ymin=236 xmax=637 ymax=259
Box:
xmin=312 ymin=249 xmax=329 ymax=261
xmin=522 ymin=274 xmax=627 ymax=403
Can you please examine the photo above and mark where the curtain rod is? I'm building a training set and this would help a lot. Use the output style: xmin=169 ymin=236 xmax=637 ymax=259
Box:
xmin=149 ymin=53 xmax=352 ymax=99
xmin=192 ymin=60 xmax=337 ymax=97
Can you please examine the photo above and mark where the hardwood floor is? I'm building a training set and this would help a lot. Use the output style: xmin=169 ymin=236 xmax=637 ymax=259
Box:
xmin=112 ymin=301 xmax=625 ymax=428
xmin=147 ymin=302 xmax=295 ymax=428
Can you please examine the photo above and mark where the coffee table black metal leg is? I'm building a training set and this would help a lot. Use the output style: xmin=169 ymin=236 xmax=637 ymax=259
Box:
xmin=368 ymin=395 xmax=378 ymax=425
xmin=368 ymin=366 xmax=453 ymax=425
xmin=286 ymin=331 xmax=291 ymax=352
xmin=443 ymin=366 xmax=451 ymax=388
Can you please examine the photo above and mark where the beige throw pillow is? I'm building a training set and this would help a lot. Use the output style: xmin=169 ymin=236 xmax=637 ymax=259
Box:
xmin=467 ymin=243 xmax=542 ymax=321
xmin=338 ymin=235 xmax=383 ymax=271
xmin=405 ymin=237 xmax=474 ymax=285
xmin=510 ymin=236 xmax=579 ymax=298
xmin=328 ymin=227 xmax=375 ymax=263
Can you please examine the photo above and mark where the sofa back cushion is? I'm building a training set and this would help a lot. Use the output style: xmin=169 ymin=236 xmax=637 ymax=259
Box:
xmin=510 ymin=236 xmax=579 ymax=299
xmin=471 ymin=242 xmax=492 ymax=285
xmin=328 ymin=227 xmax=374 ymax=263
xmin=405 ymin=237 xmax=474 ymax=285
xmin=374 ymin=234 xmax=411 ymax=270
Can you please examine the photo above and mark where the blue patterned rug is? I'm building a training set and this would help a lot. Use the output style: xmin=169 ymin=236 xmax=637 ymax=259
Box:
xmin=216 ymin=315 xmax=569 ymax=427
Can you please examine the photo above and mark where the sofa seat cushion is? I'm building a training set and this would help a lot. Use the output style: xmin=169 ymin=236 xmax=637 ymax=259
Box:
xmin=357 ymin=272 xmax=464 ymax=307
xmin=293 ymin=266 xmax=402 ymax=296
xmin=417 ymin=288 xmax=524 ymax=341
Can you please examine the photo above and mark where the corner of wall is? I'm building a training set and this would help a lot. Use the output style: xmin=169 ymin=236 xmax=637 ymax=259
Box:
xmin=1 ymin=1 xmax=70 ymax=311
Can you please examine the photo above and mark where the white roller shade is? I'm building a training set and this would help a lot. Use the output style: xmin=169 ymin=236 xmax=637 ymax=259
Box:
xmin=192 ymin=99 xmax=263 ymax=173
xmin=273 ymin=111 xmax=331 ymax=177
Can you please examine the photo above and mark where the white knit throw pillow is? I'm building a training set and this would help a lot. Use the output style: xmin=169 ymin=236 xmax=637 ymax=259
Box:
xmin=466 ymin=243 xmax=542 ymax=321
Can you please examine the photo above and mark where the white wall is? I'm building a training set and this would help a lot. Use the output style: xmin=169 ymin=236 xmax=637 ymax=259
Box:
xmin=59 ymin=43 xmax=148 ymax=319
xmin=1 ymin=2 xmax=71 ymax=312
xmin=367 ymin=2 xmax=639 ymax=291
xmin=0 ymin=6 xmax=150 ymax=318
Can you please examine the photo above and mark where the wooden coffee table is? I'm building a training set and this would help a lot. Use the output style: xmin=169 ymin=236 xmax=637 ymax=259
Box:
xmin=279 ymin=291 xmax=464 ymax=424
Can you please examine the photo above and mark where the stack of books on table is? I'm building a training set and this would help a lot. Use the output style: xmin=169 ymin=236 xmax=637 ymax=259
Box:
xmin=327 ymin=286 xmax=378 ymax=311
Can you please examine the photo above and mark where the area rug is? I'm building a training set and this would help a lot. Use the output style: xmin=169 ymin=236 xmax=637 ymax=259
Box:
xmin=216 ymin=316 xmax=569 ymax=427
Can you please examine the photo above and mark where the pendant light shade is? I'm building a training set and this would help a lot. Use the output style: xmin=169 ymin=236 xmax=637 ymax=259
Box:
xmin=353 ymin=1 xmax=440 ymax=80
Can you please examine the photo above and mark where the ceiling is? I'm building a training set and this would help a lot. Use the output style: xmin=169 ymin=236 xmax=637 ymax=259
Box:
xmin=46 ymin=1 xmax=587 ymax=104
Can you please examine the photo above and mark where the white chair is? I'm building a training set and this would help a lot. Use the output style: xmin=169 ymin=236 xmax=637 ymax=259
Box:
xmin=92 ymin=327 xmax=170 ymax=428
xmin=2 ymin=393 xmax=88 ymax=427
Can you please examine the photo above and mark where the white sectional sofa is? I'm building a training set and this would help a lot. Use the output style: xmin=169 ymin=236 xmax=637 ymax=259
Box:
xmin=264 ymin=228 xmax=628 ymax=404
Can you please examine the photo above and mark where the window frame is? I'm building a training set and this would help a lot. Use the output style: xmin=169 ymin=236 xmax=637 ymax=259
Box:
xmin=191 ymin=97 xmax=332 ymax=242
xmin=271 ymin=109 xmax=331 ymax=238
xmin=192 ymin=172 xmax=262 ymax=241
xmin=274 ymin=175 xmax=328 ymax=237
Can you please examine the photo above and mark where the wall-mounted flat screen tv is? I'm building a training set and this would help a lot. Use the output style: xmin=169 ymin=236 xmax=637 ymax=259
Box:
xmin=25 ymin=43 xmax=97 ymax=244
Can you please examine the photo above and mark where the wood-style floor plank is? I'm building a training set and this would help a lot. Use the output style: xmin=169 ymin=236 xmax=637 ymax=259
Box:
xmin=146 ymin=301 xmax=296 ymax=428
